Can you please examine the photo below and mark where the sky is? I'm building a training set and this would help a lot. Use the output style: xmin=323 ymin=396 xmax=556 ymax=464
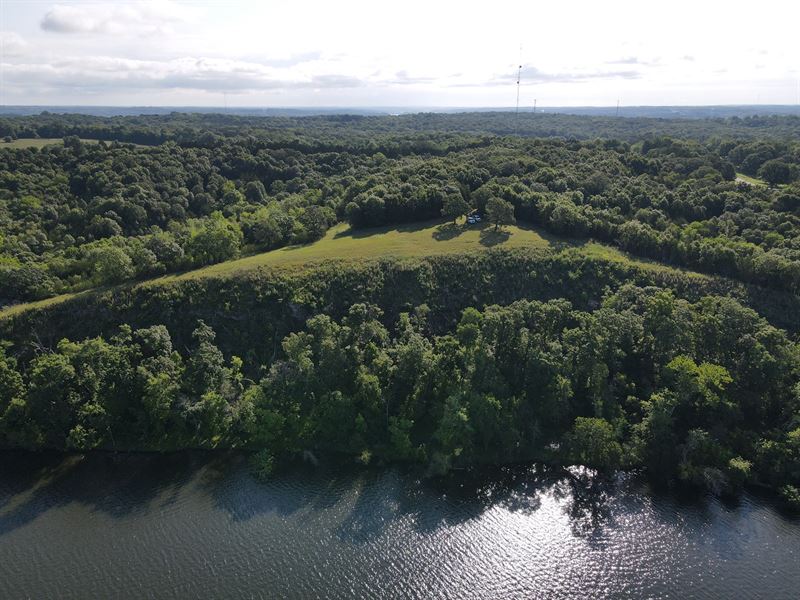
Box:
xmin=1 ymin=0 xmax=799 ymax=108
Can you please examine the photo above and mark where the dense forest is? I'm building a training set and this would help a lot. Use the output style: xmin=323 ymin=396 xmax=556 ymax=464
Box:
xmin=1 ymin=112 xmax=799 ymax=508
xmin=3 ymin=110 xmax=800 ymax=144
xmin=2 ymin=113 xmax=800 ymax=304
xmin=1 ymin=283 xmax=799 ymax=504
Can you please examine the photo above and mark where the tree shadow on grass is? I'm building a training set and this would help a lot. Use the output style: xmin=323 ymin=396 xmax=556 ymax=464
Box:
xmin=333 ymin=220 xmax=443 ymax=240
xmin=479 ymin=227 xmax=511 ymax=247
xmin=432 ymin=222 xmax=466 ymax=241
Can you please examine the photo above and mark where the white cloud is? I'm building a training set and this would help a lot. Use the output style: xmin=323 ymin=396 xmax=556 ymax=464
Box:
xmin=0 ymin=0 xmax=796 ymax=106
xmin=3 ymin=51 xmax=642 ymax=96
xmin=0 ymin=31 xmax=28 ymax=58
xmin=41 ymin=1 xmax=198 ymax=36
xmin=3 ymin=55 xmax=379 ymax=94
xmin=490 ymin=66 xmax=643 ymax=86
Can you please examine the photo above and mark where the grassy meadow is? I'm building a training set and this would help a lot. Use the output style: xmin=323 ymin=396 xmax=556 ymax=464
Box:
xmin=0 ymin=219 xmax=708 ymax=319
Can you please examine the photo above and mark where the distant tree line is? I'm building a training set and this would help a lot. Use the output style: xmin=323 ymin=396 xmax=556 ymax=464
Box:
xmin=2 ymin=111 xmax=800 ymax=146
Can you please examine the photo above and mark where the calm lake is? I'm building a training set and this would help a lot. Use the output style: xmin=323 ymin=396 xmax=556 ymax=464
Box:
xmin=1 ymin=452 xmax=798 ymax=599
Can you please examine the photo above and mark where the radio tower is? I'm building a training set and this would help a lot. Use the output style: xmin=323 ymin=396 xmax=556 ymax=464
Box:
xmin=514 ymin=44 xmax=522 ymax=134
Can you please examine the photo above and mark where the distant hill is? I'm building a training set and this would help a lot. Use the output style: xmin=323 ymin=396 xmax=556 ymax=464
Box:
xmin=2 ymin=104 xmax=800 ymax=119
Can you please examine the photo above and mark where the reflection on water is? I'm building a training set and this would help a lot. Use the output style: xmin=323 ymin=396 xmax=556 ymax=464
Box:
xmin=1 ymin=452 xmax=798 ymax=599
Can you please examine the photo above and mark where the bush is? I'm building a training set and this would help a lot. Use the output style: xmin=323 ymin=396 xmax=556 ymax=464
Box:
xmin=250 ymin=449 xmax=276 ymax=480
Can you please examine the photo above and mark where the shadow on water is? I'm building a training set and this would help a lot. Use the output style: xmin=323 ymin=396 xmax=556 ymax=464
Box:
xmin=191 ymin=455 xmax=588 ymax=542
xmin=330 ymin=463 xmax=613 ymax=544
xmin=551 ymin=467 xmax=616 ymax=541
xmin=0 ymin=451 xmax=359 ymax=539
xmin=0 ymin=451 xmax=205 ymax=537
xmin=0 ymin=451 xmax=627 ymax=544
xmin=335 ymin=469 xmax=409 ymax=543
xmin=5 ymin=451 xmax=785 ymax=550
xmin=198 ymin=453 xmax=354 ymax=522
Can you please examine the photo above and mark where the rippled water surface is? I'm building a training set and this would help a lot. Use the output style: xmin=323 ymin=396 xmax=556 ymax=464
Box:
xmin=1 ymin=452 xmax=798 ymax=599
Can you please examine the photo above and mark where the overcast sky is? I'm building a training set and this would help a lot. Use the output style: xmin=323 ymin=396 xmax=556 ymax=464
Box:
xmin=1 ymin=0 xmax=798 ymax=107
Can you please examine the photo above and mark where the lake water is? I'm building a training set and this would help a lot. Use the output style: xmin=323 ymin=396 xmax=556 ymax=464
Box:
xmin=0 ymin=452 xmax=798 ymax=599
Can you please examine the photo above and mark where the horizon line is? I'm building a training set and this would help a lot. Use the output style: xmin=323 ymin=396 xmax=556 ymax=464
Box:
xmin=2 ymin=103 xmax=799 ymax=109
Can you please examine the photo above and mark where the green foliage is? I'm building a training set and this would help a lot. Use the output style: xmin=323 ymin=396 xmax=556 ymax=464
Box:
xmin=633 ymin=391 xmax=678 ymax=480
xmin=568 ymin=417 xmax=622 ymax=469
xmin=485 ymin=197 xmax=516 ymax=231
xmin=250 ymin=448 xmax=276 ymax=480
xmin=441 ymin=192 xmax=471 ymax=223
xmin=3 ymin=112 xmax=800 ymax=306
xmin=186 ymin=212 xmax=243 ymax=266
xmin=89 ymin=245 xmax=135 ymax=284
xmin=781 ymin=485 xmax=800 ymax=510
xmin=0 ymin=346 xmax=23 ymax=405
xmin=2 ymin=279 xmax=797 ymax=500
xmin=663 ymin=356 xmax=732 ymax=413
xmin=0 ymin=265 xmax=56 ymax=301
xmin=727 ymin=456 xmax=753 ymax=488
xmin=2 ymin=111 xmax=800 ymax=503
xmin=758 ymin=159 xmax=796 ymax=186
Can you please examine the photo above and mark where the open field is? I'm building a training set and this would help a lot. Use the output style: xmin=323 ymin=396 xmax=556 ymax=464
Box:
xmin=735 ymin=172 xmax=769 ymax=186
xmin=0 ymin=219 xmax=551 ymax=318
xmin=146 ymin=219 xmax=710 ymax=284
xmin=577 ymin=241 xmax=708 ymax=279
xmin=0 ymin=219 xmax=708 ymax=319
xmin=1 ymin=138 xmax=98 ymax=149
xmin=0 ymin=138 xmax=151 ymax=149
xmin=161 ymin=219 xmax=556 ymax=281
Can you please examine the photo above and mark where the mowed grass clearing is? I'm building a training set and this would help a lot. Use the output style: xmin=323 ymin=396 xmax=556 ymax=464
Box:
xmin=158 ymin=219 xmax=555 ymax=282
xmin=0 ymin=218 xmax=708 ymax=319
xmin=578 ymin=241 xmax=710 ymax=280
xmin=1 ymin=138 xmax=99 ymax=149
xmin=1 ymin=138 xmax=151 ymax=150
xmin=0 ymin=220 xmax=554 ymax=318
xmin=735 ymin=172 xmax=769 ymax=186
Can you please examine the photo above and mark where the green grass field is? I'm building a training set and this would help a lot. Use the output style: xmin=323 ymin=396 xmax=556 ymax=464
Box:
xmin=1 ymin=138 xmax=148 ymax=150
xmin=1 ymin=138 xmax=74 ymax=149
xmin=735 ymin=172 xmax=769 ymax=186
xmin=159 ymin=219 xmax=557 ymax=282
xmin=578 ymin=241 xmax=708 ymax=278
xmin=0 ymin=219 xmax=707 ymax=319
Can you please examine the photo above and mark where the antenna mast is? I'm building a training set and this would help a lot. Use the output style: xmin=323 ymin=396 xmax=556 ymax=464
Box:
xmin=514 ymin=44 xmax=522 ymax=134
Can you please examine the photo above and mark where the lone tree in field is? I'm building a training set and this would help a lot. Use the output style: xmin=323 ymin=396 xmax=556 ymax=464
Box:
xmin=441 ymin=191 xmax=471 ymax=224
xmin=486 ymin=197 xmax=515 ymax=231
